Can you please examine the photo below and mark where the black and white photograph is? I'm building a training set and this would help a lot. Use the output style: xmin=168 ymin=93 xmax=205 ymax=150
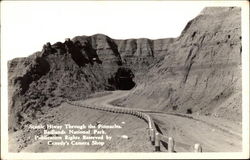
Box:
xmin=1 ymin=0 xmax=249 ymax=159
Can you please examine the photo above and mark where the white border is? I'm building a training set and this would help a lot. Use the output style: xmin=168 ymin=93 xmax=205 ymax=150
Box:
xmin=1 ymin=0 xmax=249 ymax=159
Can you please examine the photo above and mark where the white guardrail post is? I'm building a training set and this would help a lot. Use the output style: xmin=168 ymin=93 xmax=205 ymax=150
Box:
xmin=168 ymin=137 xmax=174 ymax=152
xmin=194 ymin=143 xmax=202 ymax=152
xmin=150 ymin=129 xmax=155 ymax=145
xmin=155 ymin=132 xmax=160 ymax=152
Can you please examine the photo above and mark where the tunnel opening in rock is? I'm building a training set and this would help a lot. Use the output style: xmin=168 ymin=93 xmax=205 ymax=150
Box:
xmin=108 ymin=67 xmax=136 ymax=90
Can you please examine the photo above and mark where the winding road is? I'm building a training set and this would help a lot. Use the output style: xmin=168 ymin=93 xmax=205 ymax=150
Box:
xmin=15 ymin=90 xmax=241 ymax=152
xmin=69 ymin=90 xmax=242 ymax=152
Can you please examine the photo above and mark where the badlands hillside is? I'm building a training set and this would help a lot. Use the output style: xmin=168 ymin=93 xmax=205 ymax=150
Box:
xmin=8 ymin=6 xmax=241 ymax=148
xmin=8 ymin=33 xmax=172 ymax=131
xmin=116 ymin=7 xmax=242 ymax=121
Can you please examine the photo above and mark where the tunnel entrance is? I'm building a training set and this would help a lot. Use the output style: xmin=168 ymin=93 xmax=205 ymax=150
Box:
xmin=108 ymin=67 xmax=136 ymax=90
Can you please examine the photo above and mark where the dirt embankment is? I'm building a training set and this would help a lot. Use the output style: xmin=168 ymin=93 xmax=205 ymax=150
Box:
xmin=118 ymin=7 xmax=242 ymax=122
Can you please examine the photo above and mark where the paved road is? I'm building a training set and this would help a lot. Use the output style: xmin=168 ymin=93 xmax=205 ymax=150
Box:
xmin=77 ymin=90 xmax=242 ymax=152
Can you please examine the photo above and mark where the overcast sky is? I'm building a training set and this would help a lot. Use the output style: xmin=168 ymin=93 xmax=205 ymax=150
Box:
xmin=0 ymin=1 xmax=234 ymax=60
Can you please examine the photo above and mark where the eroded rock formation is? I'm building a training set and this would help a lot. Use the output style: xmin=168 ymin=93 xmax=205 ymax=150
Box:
xmin=120 ymin=7 xmax=241 ymax=121
xmin=8 ymin=33 xmax=173 ymax=131
xmin=8 ymin=7 xmax=241 ymax=133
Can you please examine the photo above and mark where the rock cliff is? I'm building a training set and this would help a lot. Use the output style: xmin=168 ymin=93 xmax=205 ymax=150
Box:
xmin=8 ymin=33 xmax=173 ymax=131
xmin=8 ymin=7 xmax=241 ymax=132
xmin=120 ymin=7 xmax=241 ymax=121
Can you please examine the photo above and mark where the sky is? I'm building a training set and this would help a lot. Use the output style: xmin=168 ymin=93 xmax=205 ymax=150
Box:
xmin=1 ymin=1 xmax=208 ymax=60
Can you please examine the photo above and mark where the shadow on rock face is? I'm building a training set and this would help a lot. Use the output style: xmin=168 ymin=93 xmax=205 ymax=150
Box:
xmin=108 ymin=67 xmax=136 ymax=90
xmin=117 ymin=77 xmax=135 ymax=90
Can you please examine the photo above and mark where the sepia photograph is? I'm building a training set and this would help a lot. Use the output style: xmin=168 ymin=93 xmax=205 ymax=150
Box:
xmin=1 ymin=0 xmax=249 ymax=159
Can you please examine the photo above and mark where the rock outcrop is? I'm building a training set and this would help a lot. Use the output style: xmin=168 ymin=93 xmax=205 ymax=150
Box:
xmin=120 ymin=7 xmax=241 ymax=121
xmin=8 ymin=7 xmax=241 ymax=132
xmin=8 ymin=33 xmax=173 ymax=131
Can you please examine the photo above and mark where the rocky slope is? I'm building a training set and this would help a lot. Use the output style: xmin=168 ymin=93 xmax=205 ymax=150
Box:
xmin=8 ymin=34 xmax=173 ymax=131
xmin=8 ymin=7 xmax=241 ymax=134
xmin=119 ymin=7 xmax=242 ymax=121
